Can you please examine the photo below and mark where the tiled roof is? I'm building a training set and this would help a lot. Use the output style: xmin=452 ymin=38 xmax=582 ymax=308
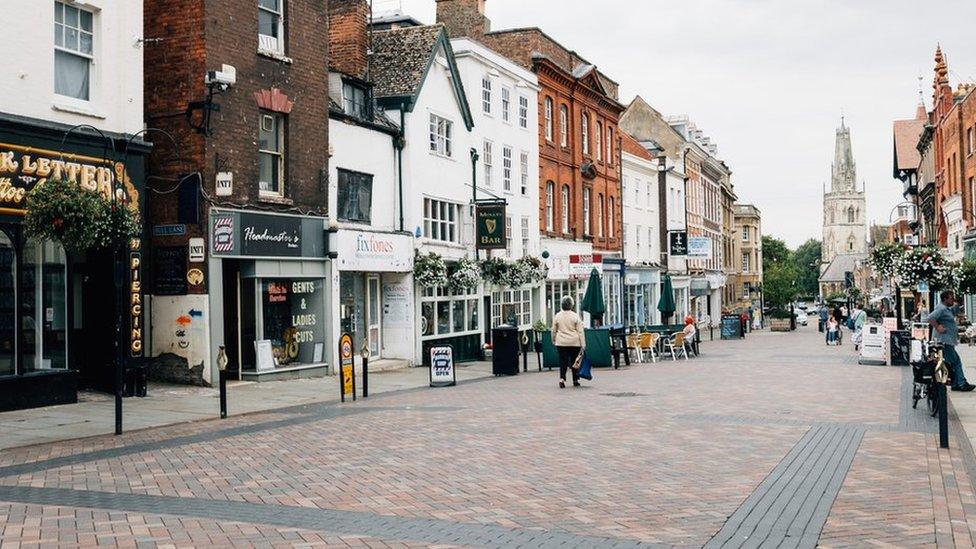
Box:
xmin=370 ymin=25 xmax=445 ymax=99
xmin=892 ymin=117 xmax=925 ymax=172
xmin=819 ymin=253 xmax=868 ymax=283
xmin=620 ymin=131 xmax=654 ymax=161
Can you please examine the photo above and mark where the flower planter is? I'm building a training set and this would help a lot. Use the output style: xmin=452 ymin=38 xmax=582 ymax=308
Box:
xmin=770 ymin=318 xmax=792 ymax=332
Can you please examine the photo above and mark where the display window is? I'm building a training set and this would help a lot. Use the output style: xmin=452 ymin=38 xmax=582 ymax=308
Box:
xmin=420 ymin=285 xmax=480 ymax=339
xmin=260 ymin=278 xmax=325 ymax=366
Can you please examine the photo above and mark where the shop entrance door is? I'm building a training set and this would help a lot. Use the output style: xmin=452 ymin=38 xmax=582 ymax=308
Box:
xmin=366 ymin=275 xmax=381 ymax=358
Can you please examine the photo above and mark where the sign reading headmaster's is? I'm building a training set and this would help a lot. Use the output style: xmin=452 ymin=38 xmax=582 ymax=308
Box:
xmin=211 ymin=210 xmax=324 ymax=258
xmin=476 ymin=202 xmax=506 ymax=250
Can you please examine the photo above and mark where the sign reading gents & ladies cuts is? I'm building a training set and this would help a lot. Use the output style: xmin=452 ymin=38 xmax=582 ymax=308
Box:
xmin=475 ymin=202 xmax=506 ymax=250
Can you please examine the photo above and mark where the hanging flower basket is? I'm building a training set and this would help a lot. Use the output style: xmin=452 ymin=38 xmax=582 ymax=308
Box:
xmin=448 ymin=257 xmax=481 ymax=292
xmin=24 ymin=177 xmax=140 ymax=252
xmin=413 ymin=250 xmax=447 ymax=288
xmin=480 ymin=257 xmax=509 ymax=287
xmin=895 ymin=246 xmax=956 ymax=290
xmin=957 ymin=260 xmax=976 ymax=295
xmin=868 ymin=242 xmax=905 ymax=279
xmin=518 ymin=255 xmax=549 ymax=283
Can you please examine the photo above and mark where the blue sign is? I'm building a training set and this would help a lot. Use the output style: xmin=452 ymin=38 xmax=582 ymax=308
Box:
xmin=918 ymin=281 xmax=929 ymax=293
xmin=153 ymin=224 xmax=186 ymax=237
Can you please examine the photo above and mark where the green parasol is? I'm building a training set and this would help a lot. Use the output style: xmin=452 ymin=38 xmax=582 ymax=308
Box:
xmin=580 ymin=268 xmax=606 ymax=322
xmin=658 ymin=273 xmax=676 ymax=321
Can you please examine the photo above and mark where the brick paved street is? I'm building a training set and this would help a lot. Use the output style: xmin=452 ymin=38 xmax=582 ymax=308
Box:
xmin=1 ymin=327 xmax=976 ymax=548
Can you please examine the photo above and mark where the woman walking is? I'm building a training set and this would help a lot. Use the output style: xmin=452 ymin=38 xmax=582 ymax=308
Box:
xmin=552 ymin=296 xmax=585 ymax=388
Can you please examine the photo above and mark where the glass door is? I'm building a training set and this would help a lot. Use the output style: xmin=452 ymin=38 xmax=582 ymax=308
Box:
xmin=366 ymin=275 xmax=381 ymax=358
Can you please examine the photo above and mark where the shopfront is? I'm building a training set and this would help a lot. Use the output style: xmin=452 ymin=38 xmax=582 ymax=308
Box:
xmin=208 ymin=208 xmax=329 ymax=382
xmin=0 ymin=116 xmax=148 ymax=410
xmin=332 ymin=230 xmax=414 ymax=365
xmin=602 ymin=257 xmax=624 ymax=326
xmin=544 ymin=247 xmax=597 ymax=325
xmin=624 ymin=268 xmax=660 ymax=327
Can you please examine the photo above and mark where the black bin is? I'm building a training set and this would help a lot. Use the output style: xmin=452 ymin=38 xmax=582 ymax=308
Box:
xmin=492 ymin=325 xmax=520 ymax=376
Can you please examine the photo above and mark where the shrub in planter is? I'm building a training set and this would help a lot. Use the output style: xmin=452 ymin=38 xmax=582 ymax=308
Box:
xmin=24 ymin=177 xmax=140 ymax=252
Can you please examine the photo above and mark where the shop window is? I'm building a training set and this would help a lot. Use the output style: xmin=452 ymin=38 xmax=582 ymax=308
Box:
xmin=336 ymin=169 xmax=372 ymax=223
xmin=258 ymin=112 xmax=285 ymax=196
xmin=491 ymin=289 xmax=533 ymax=327
xmin=429 ymin=114 xmax=453 ymax=157
xmin=0 ymin=232 xmax=13 ymax=376
xmin=420 ymin=285 xmax=480 ymax=338
xmin=547 ymin=280 xmax=583 ymax=323
xmin=22 ymin=240 xmax=68 ymax=373
xmin=423 ymin=197 xmax=461 ymax=243
xmin=258 ymin=0 xmax=284 ymax=54
xmin=260 ymin=279 xmax=325 ymax=366
xmin=54 ymin=1 xmax=93 ymax=101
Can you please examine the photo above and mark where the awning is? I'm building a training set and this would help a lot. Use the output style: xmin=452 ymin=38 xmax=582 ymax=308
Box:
xmin=691 ymin=278 xmax=710 ymax=296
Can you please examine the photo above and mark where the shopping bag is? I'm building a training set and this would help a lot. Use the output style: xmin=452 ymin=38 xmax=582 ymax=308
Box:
xmin=578 ymin=353 xmax=593 ymax=381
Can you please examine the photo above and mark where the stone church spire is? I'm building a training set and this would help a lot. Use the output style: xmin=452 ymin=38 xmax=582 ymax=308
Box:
xmin=831 ymin=119 xmax=856 ymax=192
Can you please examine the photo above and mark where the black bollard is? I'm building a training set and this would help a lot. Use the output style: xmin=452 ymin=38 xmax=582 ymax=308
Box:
xmin=938 ymin=383 xmax=949 ymax=449
xmin=219 ymin=369 xmax=228 ymax=419
xmin=362 ymin=354 xmax=369 ymax=399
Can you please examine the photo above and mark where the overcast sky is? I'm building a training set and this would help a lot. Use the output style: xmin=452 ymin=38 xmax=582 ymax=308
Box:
xmin=391 ymin=0 xmax=976 ymax=248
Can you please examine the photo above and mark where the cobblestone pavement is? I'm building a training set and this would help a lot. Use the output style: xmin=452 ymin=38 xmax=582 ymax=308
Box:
xmin=1 ymin=327 xmax=975 ymax=547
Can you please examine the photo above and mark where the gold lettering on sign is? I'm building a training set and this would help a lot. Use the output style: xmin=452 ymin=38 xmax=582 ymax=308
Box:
xmin=0 ymin=152 xmax=18 ymax=173
xmin=130 ymin=252 xmax=143 ymax=356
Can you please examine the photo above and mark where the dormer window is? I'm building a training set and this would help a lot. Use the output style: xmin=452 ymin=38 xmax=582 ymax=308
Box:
xmin=342 ymin=81 xmax=369 ymax=119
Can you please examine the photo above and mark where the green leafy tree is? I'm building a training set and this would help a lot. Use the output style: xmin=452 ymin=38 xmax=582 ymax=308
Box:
xmin=764 ymin=261 xmax=800 ymax=308
xmin=791 ymin=239 xmax=822 ymax=297
xmin=762 ymin=236 xmax=790 ymax=266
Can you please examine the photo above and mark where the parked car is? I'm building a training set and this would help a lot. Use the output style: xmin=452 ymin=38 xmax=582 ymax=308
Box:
xmin=796 ymin=301 xmax=808 ymax=310
xmin=796 ymin=310 xmax=809 ymax=326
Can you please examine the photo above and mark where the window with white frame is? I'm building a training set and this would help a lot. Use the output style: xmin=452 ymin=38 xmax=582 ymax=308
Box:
xmin=519 ymin=151 xmax=529 ymax=196
xmin=423 ymin=198 xmax=461 ymax=243
xmin=560 ymin=105 xmax=569 ymax=147
xmin=505 ymin=215 xmax=513 ymax=255
xmin=646 ymin=182 xmax=652 ymax=207
xmin=519 ymin=96 xmax=529 ymax=129
xmin=258 ymin=0 xmax=284 ymax=54
xmin=596 ymin=121 xmax=603 ymax=161
xmin=544 ymin=97 xmax=553 ymax=141
xmin=545 ymin=182 xmax=555 ymax=231
xmin=54 ymin=1 xmax=93 ymax=101
xmin=623 ymin=223 xmax=629 ymax=248
xmin=597 ymin=194 xmax=604 ymax=237
xmin=258 ymin=112 xmax=285 ymax=196
xmin=483 ymin=140 xmax=493 ymax=187
xmin=521 ymin=216 xmax=530 ymax=254
xmin=607 ymin=126 xmax=614 ymax=164
xmin=581 ymin=113 xmax=590 ymax=154
xmin=502 ymin=146 xmax=513 ymax=192
xmin=648 ymin=227 xmax=653 ymax=252
xmin=429 ymin=114 xmax=453 ymax=157
xmin=342 ymin=81 xmax=368 ymax=119
xmin=742 ymin=226 xmax=749 ymax=241
xmin=636 ymin=224 xmax=641 ymax=251
xmin=742 ymin=252 xmax=750 ymax=273
xmin=491 ymin=288 xmax=532 ymax=328
xmin=634 ymin=178 xmax=640 ymax=204
xmin=968 ymin=127 xmax=975 ymax=155
xmin=501 ymin=87 xmax=511 ymax=123
xmin=561 ymin=185 xmax=570 ymax=234
xmin=608 ymin=197 xmax=615 ymax=238
xmin=421 ymin=285 xmax=480 ymax=337
xmin=482 ymin=76 xmax=492 ymax=115
xmin=743 ymin=283 xmax=750 ymax=299
xmin=583 ymin=188 xmax=591 ymax=236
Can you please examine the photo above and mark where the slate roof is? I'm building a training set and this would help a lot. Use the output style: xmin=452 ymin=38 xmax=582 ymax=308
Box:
xmin=370 ymin=24 xmax=445 ymax=100
xmin=892 ymin=116 xmax=925 ymax=175
xmin=819 ymin=253 xmax=868 ymax=282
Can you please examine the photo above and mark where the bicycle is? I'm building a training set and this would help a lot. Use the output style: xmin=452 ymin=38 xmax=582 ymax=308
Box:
xmin=912 ymin=341 xmax=951 ymax=417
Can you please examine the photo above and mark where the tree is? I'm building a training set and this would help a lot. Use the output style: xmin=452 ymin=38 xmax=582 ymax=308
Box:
xmin=791 ymin=239 xmax=822 ymax=297
xmin=762 ymin=236 xmax=790 ymax=267
xmin=764 ymin=261 xmax=800 ymax=308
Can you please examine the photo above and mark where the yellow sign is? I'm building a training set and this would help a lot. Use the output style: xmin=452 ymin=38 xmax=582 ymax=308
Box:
xmin=0 ymin=142 xmax=140 ymax=215
xmin=129 ymin=248 xmax=143 ymax=356
xmin=342 ymin=364 xmax=354 ymax=395
xmin=339 ymin=333 xmax=355 ymax=398
xmin=187 ymin=268 xmax=204 ymax=286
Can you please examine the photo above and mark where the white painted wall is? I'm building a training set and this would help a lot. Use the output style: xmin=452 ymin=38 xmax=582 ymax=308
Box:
xmin=666 ymin=164 xmax=688 ymax=273
xmin=0 ymin=0 xmax=143 ymax=133
xmin=328 ymin=119 xmax=399 ymax=232
xmin=151 ymin=295 xmax=212 ymax=384
xmin=621 ymin=152 xmax=660 ymax=265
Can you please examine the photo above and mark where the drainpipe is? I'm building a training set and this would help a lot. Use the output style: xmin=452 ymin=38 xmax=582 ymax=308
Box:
xmin=397 ymin=106 xmax=406 ymax=232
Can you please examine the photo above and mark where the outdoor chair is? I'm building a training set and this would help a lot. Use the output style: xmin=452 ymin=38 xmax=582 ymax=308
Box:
xmin=662 ymin=332 xmax=689 ymax=360
xmin=639 ymin=332 xmax=658 ymax=363
xmin=626 ymin=333 xmax=643 ymax=363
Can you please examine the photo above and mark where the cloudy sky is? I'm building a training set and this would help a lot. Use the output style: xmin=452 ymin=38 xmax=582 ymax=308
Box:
xmin=390 ymin=0 xmax=976 ymax=248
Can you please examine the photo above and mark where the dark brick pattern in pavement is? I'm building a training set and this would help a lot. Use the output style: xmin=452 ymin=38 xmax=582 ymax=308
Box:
xmin=0 ymin=330 xmax=975 ymax=547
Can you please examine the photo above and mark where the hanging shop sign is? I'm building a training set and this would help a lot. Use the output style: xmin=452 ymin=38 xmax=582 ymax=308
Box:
xmin=687 ymin=236 xmax=712 ymax=259
xmin=211 ymin=210 xmax=325 ymax=258
xmin=429 ymin=345 xmax=457 ymax=387
xmin=475 ymin=202 xmax=506 ymax=250
xmin=153 ymin=246 xmax=188 ymax=296
xmin=339 ymin=333 xmax=356 ymax=402
xmin=0 ymin=142 xmax=139 ymax=214
xmin=669 ymin=231 xmax=688 ymax=257
xmin=129 ymin=239 xmax=143 ymax=357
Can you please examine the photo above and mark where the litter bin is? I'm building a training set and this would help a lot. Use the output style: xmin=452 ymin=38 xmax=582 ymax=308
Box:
xmin=492 ymin=325 xmax=520 ymax=376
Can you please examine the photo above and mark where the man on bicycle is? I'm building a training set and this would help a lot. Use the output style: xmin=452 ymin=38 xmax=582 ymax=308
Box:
xmin=929 ymin=290 xmax=976 ymax=392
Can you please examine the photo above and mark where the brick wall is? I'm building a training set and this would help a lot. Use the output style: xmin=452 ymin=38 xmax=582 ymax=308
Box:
xmin=435 ymin=0 xmax=489 ymax=39
xmin=329 ymin=0 xmax=368 ymax=79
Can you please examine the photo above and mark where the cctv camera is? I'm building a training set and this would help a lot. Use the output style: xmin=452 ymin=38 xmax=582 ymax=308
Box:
xmin=205 ymin=64 xmax=237 ymax=87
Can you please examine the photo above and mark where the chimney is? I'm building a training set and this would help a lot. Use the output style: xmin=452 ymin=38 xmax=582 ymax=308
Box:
xmin=328 ymin=0 xmax=369 ymax=79
xmin=435 ymin=0 xmax=490 ymax=38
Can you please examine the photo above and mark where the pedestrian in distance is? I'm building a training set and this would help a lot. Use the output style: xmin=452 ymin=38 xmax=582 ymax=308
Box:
xmin=826 ymin=317 xmax=839 ymax=345
xmin=683 ymin=316 xmax=698 ymax=357
xmin=819 ymin=306 xmax=828 ymax=334
xmin=552 ymin=296 xmax=585 ymax=389
xmin=831 ymin=307 xmax=844 ymax=345
xmin=928 ymin=290 xmax=976 ymax=392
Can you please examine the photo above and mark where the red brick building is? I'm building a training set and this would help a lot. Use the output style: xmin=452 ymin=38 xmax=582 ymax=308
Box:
xmin=143 ymin=0 xmax=331 ymax=385
xmin=434 ymin=0 xmax=623 ymax=254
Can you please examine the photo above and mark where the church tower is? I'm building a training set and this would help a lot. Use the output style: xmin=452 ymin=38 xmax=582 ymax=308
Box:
xmin=822 ymin=119 xmax=867 ymax=264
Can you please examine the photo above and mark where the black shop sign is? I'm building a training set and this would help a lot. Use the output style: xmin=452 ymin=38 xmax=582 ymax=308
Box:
xmin=212 ymin=211 xmax=320 ymax=258
xmin=154 ymin=246 xmax=187 ymax=296
xmin=669 ymin=231 xmax=688 ymax=257
xmin=476 ymin=202 xmax=506 ymax=250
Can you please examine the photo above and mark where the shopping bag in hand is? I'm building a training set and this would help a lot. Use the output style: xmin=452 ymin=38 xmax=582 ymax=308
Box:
xmin=578 ymin=352 xmax=593 ymax=381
